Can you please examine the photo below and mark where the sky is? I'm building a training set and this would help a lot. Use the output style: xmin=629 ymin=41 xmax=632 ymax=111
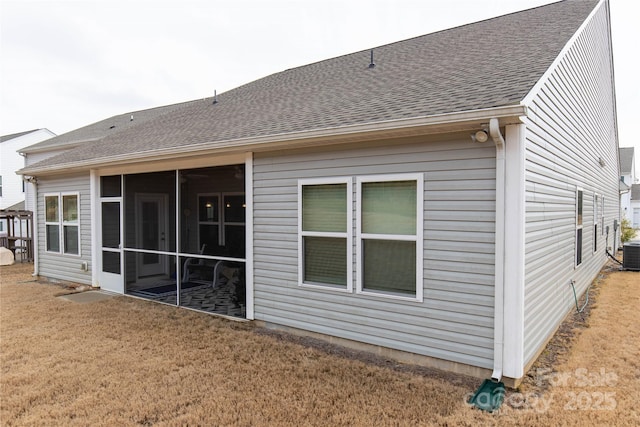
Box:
xmin=1 ymin=0 xmax=638 ymax=174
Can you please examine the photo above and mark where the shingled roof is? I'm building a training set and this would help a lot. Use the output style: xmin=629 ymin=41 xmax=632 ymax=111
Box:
xmin=20 ymin=100 xmax=200 ymax=154
xmin=0 ymin=129 xmax=41 ymax=143
xmin=21 ymin=0 xmax=600 ymax=174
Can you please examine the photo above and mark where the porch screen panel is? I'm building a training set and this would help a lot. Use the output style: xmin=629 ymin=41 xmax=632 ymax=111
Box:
xmin=101 ymin=202 xmax=120 ymax=248
xmin=124 ymin=171 xmax=176 ymax=252
xmin=102 ymin=251 xmax=120 ymax=274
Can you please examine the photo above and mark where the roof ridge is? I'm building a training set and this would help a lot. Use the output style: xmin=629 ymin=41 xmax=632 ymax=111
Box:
xmin=257 ymin=0 xmax=569 ymax=81
xmin=0 ymin=129 xmax=41 ymax=142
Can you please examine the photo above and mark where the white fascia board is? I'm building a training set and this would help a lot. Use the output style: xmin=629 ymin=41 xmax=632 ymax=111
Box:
xmin=20 ymin=104 xmax=527 ymax=176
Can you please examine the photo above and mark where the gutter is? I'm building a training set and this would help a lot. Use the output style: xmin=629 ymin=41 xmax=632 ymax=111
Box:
xmin=18 ymin=105 xmax=527 ymax=176
xmin=489 ymin=118 xmax=506 ymax=382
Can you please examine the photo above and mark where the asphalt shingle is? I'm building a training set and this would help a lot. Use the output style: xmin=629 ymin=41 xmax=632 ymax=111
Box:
xmin=23 ymin=0 xmax=599 ymax=172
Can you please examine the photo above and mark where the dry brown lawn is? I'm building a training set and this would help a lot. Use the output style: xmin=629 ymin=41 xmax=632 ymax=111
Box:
xmin=1 ymin=262 xmax=639 ymax=426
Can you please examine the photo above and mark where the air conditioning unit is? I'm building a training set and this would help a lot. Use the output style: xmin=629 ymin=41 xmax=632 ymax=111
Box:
xmin=623 ymin=243 xmax=640 ymax=271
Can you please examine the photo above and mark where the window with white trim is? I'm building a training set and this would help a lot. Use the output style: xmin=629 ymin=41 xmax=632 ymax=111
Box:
xmin=198 ymin=193 xmax=220 ymax=250
xmin=45 ymin=193 xmax=80 ymax=255
xmin=601 ymin=196 xmax=605 ymax=236
xmin=299 ymin=178 xmax=352 ymax=290
xmin=357 ymin=174 xmax=423 ymax=301
xmin=576 ymin=189 xmax=583 ymax=266
xmin=197 ymin=192 xmax=246 ymax=258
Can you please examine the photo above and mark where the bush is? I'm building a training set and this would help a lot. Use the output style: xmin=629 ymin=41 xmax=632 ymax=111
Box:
xmin=620 ymin=217 xmax=637 ymax=243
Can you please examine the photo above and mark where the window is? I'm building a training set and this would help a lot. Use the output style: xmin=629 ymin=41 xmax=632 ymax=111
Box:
xmin=197 ymin=192 xmax=246 ymax=258
xmin=576 ymin=189 xmax=583 ymax=266
xmin=594 ymin=194 xmax=598 ymax=253
xmin=0 ymin=176 xmax=3 ymax=197
xmin=601 ymin=196 xmax=605 ymax=236
xmin=198 ymin=193 xmax=220 ymax=251
xmin=223 ymin=193 xmax=246 ymax=259
xmin=299 ymin=178 xmax=352 ymax=290
xmin=45 ymin=193 xmax=80 ymax=255
xmin=357 ymin=174 xmax=423 ymax=301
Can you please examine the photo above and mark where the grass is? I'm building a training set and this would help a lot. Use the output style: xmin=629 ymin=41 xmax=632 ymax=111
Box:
xmin=1 ymin=262 xmax=639 ymax=426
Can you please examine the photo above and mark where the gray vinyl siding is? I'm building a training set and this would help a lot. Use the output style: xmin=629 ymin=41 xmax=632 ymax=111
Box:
xmin=37 ymin=173 xmax=92 ymax=285
xmin=523 ymin=3 xmax=618 ymax=366
xmin=253 ymin=136 xmax=497 ymax=369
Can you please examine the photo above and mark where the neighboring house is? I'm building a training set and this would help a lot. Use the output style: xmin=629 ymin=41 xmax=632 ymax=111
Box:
xmin=18 ymin=0 xmax=619 ymax=387
xmin=619 ymin=147 xmax=636 ymax=222
xmin=0 ymin=129 xmax=55 ymax=236
xmin=631 ymin=184 xmax=640 ymax=229
xmin=0 ymin=129 xmax=55 ymax=211
xmin=18 ymin=103 xmax=199 ymax=214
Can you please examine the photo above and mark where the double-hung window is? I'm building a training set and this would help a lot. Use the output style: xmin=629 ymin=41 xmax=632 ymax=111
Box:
xmin=299 ymin=178 xmax=352 ymax=290
xmin=357 ymin=174 xmax=423 ymax=301
xmin=575 ymin=189 xmax=583 ymax=266
xmin=45 ymin=193 xmax=80 ymax=255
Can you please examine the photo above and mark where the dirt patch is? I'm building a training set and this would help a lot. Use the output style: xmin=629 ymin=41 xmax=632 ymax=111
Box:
xmin=517 ymin=262 xmax=616 ymax=395
xmin=1 ymin=262 xmax=639 ymax=426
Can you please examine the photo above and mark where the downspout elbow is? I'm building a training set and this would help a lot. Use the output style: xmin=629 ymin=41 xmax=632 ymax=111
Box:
xmin=489 ymin=118 xmax=505 ymax=151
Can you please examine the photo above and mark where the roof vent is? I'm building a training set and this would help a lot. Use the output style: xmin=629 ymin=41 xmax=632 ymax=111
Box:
xmin=212 ymin=90 xmax=218 ymax=105
xmin=368 ymin=49 xmax=375 ymax=69
xmin=130 ymin=114 xmax=134 ymax=121
xmin=109 ymin=125 xmax=115 ymax=129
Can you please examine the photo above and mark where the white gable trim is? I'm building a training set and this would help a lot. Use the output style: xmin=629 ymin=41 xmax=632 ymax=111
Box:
xmin=521 ymin=0 xmax=606 ymax=107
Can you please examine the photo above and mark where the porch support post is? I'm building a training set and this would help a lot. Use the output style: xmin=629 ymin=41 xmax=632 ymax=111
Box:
xmin=502 ymin=123 xmax=526 ymax=379
xmin=90 ymin=169 xmax=100 ymax=288
xmin=245 ymin=152 xmax=255 ymax=320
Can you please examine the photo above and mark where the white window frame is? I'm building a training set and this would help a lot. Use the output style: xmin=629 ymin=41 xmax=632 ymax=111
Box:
xmin=197 ymin=192 xmax=246 ymax=250
xmin=601 ymin=195 xmax=605 ymax=236
xmin=356 ymin=173 xmax=424 ymax=302
xmin=575 ymin=188 xmax=583 ymax=267
xmin=222 ymin=192 xmax=246 ymax=245
xmin=298 ymin=177 xmax=353 ymax=292
xmin=197 ymin=192 xmax=222 ymax=247
xmin=44 ymin=192 xmax=81 ymax=256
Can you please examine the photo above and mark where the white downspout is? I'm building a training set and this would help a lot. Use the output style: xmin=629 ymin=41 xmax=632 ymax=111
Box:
xmin=489 ymin=118 xmax=505 ymax=382
xmin=30 ymin=178 xmax=39 ymax=277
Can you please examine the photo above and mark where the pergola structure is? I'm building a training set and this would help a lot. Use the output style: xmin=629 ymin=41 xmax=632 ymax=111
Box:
xmin=0 ymin=209 xmax=34 ymax=262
